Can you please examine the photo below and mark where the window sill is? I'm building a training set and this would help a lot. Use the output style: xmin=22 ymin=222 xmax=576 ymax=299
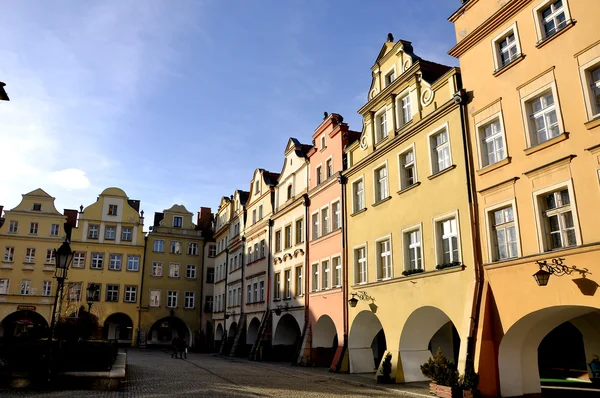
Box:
xmin=374 ymin=135 xmax=390 ymax=149
xmin=247 ymin=300 xmax=266 ymax=305
xmin=1 ymin=264 xmax=13 ymax=269
xmin=43 ymin=266 xmax=54 ymax=272
xmin=90 ymin=267 xmax=104 ymax=271
xmin=126 ymin=269 xmax=140 ymax=272
xmin=428 ymin=164 xmax=457 ymax=180
xmin=108 ymin=268 xmax=122 ymax=272
xmin=477 ymin=157 xmax=511 ymax=176
xmin=23 ymin=265 xmax=35 ymax=271
xmin=350 ymin=208 xmax=367 ymax=217
xmin=535 ymin=20 xmax=575 ymax=49
xmin=524 ymin=132 xmax=569 ymax=156
xmin=273 ymin=298 xmax=282 ymax=302
xmin=493 ymin=54 xmax=525 ymax=77
xmin=395 ymin=119 xmax=414 ymax=135
xmin=372 ymin=196 xmax=392 ymax=207
xmin=585 ymin=116 xmax=600 ymax=130
xmin=150 ymin=274 xmax=163 ymax=278
xmin=168 ymin=276 xmax=180 ymax=279
xmin=397 ymin=182 xmax=421 ymax=196
xmin=185 ymin=277 xmax=197 ymax=281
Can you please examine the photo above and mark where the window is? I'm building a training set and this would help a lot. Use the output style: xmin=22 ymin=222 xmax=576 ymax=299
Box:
xmin=274 ymin=273 xmax=281 ymax=300
xmin=121 ymin=227 xmax=132 ymax=241
xmin=491 ymin=206 xmax=519 ymax=260
xmin=540 ymin=188 xmax=577 ymax=250
xmin=73 ymin=252 xmax=86 ymax=268
xmin=479 ymin=119 xmax=506 ymax=167
xmin=295 ymin=266 xmax=302 ymax=296
xmin=405 ymin=228 xmax=422 ymax=271
xmin=25 ymin=248 xmax=36 ymax=263
xmin=374 ymin=166 xmax=389 ymax=202
xmin=312 ymin=263 xmax=319 ymax=291
xmin=88 ymin=283 xmax=101 ymax=301
xmin=255 ymin=180 xmax=260 ymax=194
xmin=385 ymin=70 xmax=395 ymax=87
xmin=247 ymin=283 xmax=253 ymax=303
xmin=68 ymin=282 xmax=82 ymax=301
xmin=184 ymin=292 xmax=195 ymax=309
xmin=205 ymin=296 xmax=213 ymax=312
xmin=400 ymin=149 xmax=416 ymax=189
xmin=151 ymin=262 xmax=163 ymax=277
xmin=332 ymin=202 xmax=341 ymax=230
xmin=173 ymin=216 xmax=183 ymax=228
xmin=188 ymin=242 xmax=198 ymax=256
xmin=0 ymin=279 xmax=9 ymax=295
xmin=91 ymin=253 xmax=104 ymax=269
xmin=252 ymin=209 xmax=257 ymax=224
xmin=438 ymin=218 xmax=460 ymax=264
xmin=275 ymin=230 xmax=282 ymax=252
xmin=258 ymin=205 xmax=263 ymax=220
xmin=149 ymin=290 xmax=161 ymax=307
xmin=377 ymin=239 xmax=392 ymax=280
xmin=285 ymin=225 xmax=292 ymax=248
xmin=88 ymin=225 xmax=99 ymax=239
xmin=104 ymin=226 xmax=116 ymax=240
xmin=109 ymin=254 xmax=122 ymax=270
xmin=353 ymin=179 xmax=364 ymax=212
xmin=8 ymin=221 xmax=17 ymax=233
xmin=535 ymin=0 xmax=569 ymax=41
xmin=207 ymin=267 xmax=215 ymax=283
xmin=50 ymin=224 xmax=60 ymax=236
xmin=376 ymin=110 xmax=388 ymax=142
xmin=326 ymin=159 xmax=333 ymax=178
xmin=260 ymin=240 xmax=266 ymax=258
xmin=312 ymin=213 xmax=319 ymax=240
xmin=399 ymin=95 xmax=412 ymax=127
xmin=29 ymin=222 xmax=38 ymax=234
xmin=4 ymin=247 xmax=14 ymax=262
xmin=125 ymin=286 xmax=137 ymax=303
xmin=108 ymin=204 xmax=118 ymax=216
xmin=528 ymin=92 xmax=560 ymax=146
xmin=333 ymin=257 xmax=342 ymax=287
xmin=20 ymin=280 xmax=31 ymax=295
xmin=42 ymin=280 xmax=52 ymax=296
xmin=208 ymin=245 xmax=216 ymax=257
xmin=431 ymin=129 xmax=451 ymax=174
xmin=260 ymin=280 xmax=265 ymax=301
xmin=32 ymin=203 xmax=41 ymax=211
xmin=287 ymin=185 xmax=293 ymax=200
xmin=186 ymin=264 xmax=197 ymax=279
xmin=106 ymin=285 xmax=119 ymax=302
xmin=321 ymin=207 xmax=329 ymax=236
xmin=127 ymin=255 xmax=139 ymax=271
xmin=169 ymin=263 xmax=180 ymax=278
xmin=321 ymin=260 xmax=330 ymax=290
xmin=43 ymin=249 xmax=54 ymax=265
xmin=170 ymin=241 xmax=181 ymax=254
xmin=167 ymin=291 xmax=178 ymax=308
xmin=355 ymin=247 xmax=367 ymax=284
xmin=284 ymin=269 xmax=291 ymax=298
xmin=316 ymin=166 xmax=323 ymax=185
xmin=295 ymin=219 xmax=304 ymax=244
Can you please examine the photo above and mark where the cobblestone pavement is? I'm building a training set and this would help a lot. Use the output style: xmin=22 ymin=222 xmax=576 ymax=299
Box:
xmin=0 ymin=349 xmax=422 ymax=397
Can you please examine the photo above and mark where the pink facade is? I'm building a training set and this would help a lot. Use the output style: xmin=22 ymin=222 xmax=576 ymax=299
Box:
xmin=307 ymin=114 xmax=359 ymax=369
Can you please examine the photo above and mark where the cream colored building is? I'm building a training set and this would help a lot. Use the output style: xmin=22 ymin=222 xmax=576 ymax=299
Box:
xmin=212 ymin=196 xmax=231 ymax=350
xmin=0 ymin=189 xmax=67 ymax=337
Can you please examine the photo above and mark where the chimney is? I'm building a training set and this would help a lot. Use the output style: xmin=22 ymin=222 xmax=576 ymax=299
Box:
xmin=63 ymin=209 xmax=78 ymax=228
xmin=153 ymin=212 xmax=164 ymax=227
xmin=197 ymin=207 xmax=213 ymax=230
xmin=128 ymin=199 xmax=141 ymax=212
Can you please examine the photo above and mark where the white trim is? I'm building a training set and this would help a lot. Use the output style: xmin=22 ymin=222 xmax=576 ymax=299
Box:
xmin=397 ymin=143 xmax=418 ymax=190
xmin=432 ymin=210 xmax=461 ymax=266
xmin=383 ymin=64 xmax=397 ymax=88
xmin=483 ymin=199 xmax=522 ymax=263
xmin=532 ymin=0 xmax=572 ymax=42
xmin=490 ymin=22 xmax=522 ymax=71
xmin=325 ymin=155 xmax=334 ymax=179
xmin=310 ymin=210 xmax=320 ymax=241
xmin=474 ymin=110 xmax=509 ymax=169
xmin=371 ymin=159 xmax=390 ymax=204
xmin=578 ymin=56 xmax=600 ymax=121
xmin=374 ymin=106 xmax=388 ymax=143
xmin=374 ymin=234 xmax=393 ymax=280
xmin=395 ymin=88 xmax=413 ymax=129
xmin=427 ymin=122 xmax=453 ymax=176
xmin=401 ymin=223 xmax=424 ymax=272
xmin=518 ymin=80 xmax=564 ymax=148
xmin=350 ymin=174 xmax=366 ymax=213
xmin=319 ymin=203 xmax=331 ymax=236
xmin=352 ymin=242 xmax=368 ymax=285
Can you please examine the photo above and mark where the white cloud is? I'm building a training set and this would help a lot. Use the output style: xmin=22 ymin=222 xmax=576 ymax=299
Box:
xmin=48 ymin=169 xmax=91 ymax=190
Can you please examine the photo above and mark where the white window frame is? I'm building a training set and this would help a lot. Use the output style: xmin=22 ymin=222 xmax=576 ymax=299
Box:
xmin=173 ymin=216 xmax=183 ymax=228
xmin=316 ymin=164 xmax=323 ymax=185
xmin=25 ymin=248 xmax=36 ymax=263
xmin=333 ymin=255 xmax=342 ymax=287
xmin=105 ymin=226 xmax=116 ymax=240
xmin=108 ymin=254 xmax=122 ymax=270
xmin=8 ymin=221 xmax=17 ymax=233
xmin=29 ymin=222 xmax=38 ymax=235
xmin=428 ymin=123 xmax=453 ymax=175
xmin=42 ymin=280 xmax=52 ymax=296
xmin=295 ymin=218 xmax=304 ymax=244
xmin=45 ymin=249 xmax=55 ymax=265
xmin=384 ymin=65 xmax=396 ymax=87
xmin=106 ymin=284 xmax=119 ymax=302
xmin=326 ymin=156 xmax=334 ymax=179
xmin=398 ymin=143 xmax=418 ymax=190
xmin=402 ymin=224 xmax=424 ymax=272
xmin=433 ymin=211 xmax=462 ymax=266
xmin=532 ymin=0 xmax=572 ymax=43
xmin=4 ymin=247 xmax=14 ymax=262
xmin=311 ymin=263 xmax=319 ymax=292
xmin=50 ymin=224 xmax=60 ymax=236
xmin=125 ymin=286 xmax=137 ymax=303
xmin=167 ymin=290 xmax=178 ymax=308
xmin=491 ymin=23 xmax=523 ymax=71
xmin=295 ymin=266 xmax=302 ymax=296
xmin=274 ymin=272 xmax=281 ymax=300
xmin=532 ymin=180 xmax=581 ymax=253
xmin=154 ymin=239 xmax=164 ymax=252
xmin=73 ymin=252 xmax=86 ymax=268
xmin=321 ymin=259 xmax=331 ymax=290
xmin=373 ymin=161 xmax=390 ymax=203
xmin=351 ymin=176 xmax=365 ymax=213
xmin=524 ymin=88 xmax=562 ymax=147
xmin=186 ymin=264 xmax=197 ymax=279
xmin=127 ymin=255 xmax=139 ymax=271
xmin=484 ymin=199 xmax=522 ymax=263
xmin=332 ymin=200 xmax=341 ymax=230
xmin=311 ymin=211 xmax=320 ymax=240
xmin=375 ymin=235 xmax=393 ymax=281
xmin=284 ymin=269 xmax=292 ymax=298
xmin=20 ymin=279 xmax=31 ymax=295
xmin=353 ymin=244 xmax=368 ymax=285
xmin=396 ymin=90 xmax=412 ymax=128
xmin=578 ymin=56 xmax=600 ymax=121
xmin=0 ymin=279 xmax=9 ymax=295
xmin=321 ymin=135 xmax=326 ymax=150
xmin=88 ymin=224 xmax=99 ymax=239
xmin=474 ymin=111 xmax=508 ymax=169
xmin=151 ymin=261 xmax=163 ymax=277
xmin=121 ymin=227 xmax=132 ymax=241
xmin=91 ymin=253 xmax=104 ymax=269
xmin=188 ymin=242 xmax=198 ymax=256
xmin=184 ymin=291 xmax=195 ymax=309
xmin=375 ymin=107 xmax=388 ymax=143
xmin=320 ymin=205 xmax=330 ymax=236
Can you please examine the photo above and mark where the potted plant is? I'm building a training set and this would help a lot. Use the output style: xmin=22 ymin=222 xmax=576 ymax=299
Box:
xmin=377 ymin=352 xmax=393 ymax=384
xmin=460 ymin=365 xmax=479 ymax=398
xmin=436 ymin=261 xmax=462 ymax=270
xmin=421 ymin=348 xmax=460 ymax=398
xmin=402 ymin=268 xmax=424 ymax=276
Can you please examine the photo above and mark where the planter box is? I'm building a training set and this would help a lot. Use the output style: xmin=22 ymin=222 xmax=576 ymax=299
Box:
xmin=429 ymin=382 xmax=462 ymax=398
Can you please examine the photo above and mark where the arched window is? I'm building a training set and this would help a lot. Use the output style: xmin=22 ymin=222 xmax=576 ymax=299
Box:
xmin=287 ymin=185 xmax=293 ymax=200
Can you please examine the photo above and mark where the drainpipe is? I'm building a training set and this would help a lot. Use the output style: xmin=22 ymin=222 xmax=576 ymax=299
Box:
xmin=240 ymin=235 xmax=246 ymax=318
xmin=199 ymin=238 xmax=208 ymax=347
xmin=457 ymin=84 xmax=484 ymax=372
xmin=266 ymin=219 xmax=273 ymax=312
xmin=138 ymin=235 xmax=149 ymax=347
xmin=223 ymin=247 xmax=230 ymax=343
xmin=302 ymin=193 xmax=310 ymax=327
xmin=337 ymin=174 xmax=348 ymax=372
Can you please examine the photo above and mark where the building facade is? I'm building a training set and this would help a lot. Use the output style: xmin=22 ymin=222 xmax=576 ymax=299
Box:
xmin=449 ymin=0 xmax=600 ymax=396
xmin=0 ymin=189 xmax=66 ymax=337
xmin=343 ymin=36 xmax=478 ymax=382
xmin=212 ymin=196 xmax=231 ymax=350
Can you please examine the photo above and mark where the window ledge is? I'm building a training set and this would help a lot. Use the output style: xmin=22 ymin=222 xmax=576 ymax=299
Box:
xmin=524 ymin=133 xmax=569 ymax=156
xmin=43 ymin=266 xmax=54 ymax=272
xmin=477 ymin=157 xmax=511 ymax=176
xmin=397 ymin=182 xmax=421 ymax=196
xmin=493 ymin=54 xmax=525 ymax=77
xmin=350 ymin=208 xmax=367 ymax=217
xmin=311 ymin=229 xmax=341 ymax=245
xmin=1 ymin=264 xmax=13 ymax=269
xmin=372 ymin=196 xmax=392 ymax=207
xmin=585 ymin=116 xmax=600 ymax=130
xmin=536 ymin=20 xmax=575 ymax=49
xmin=23 ymin=265 xmax=35 ymax=271
xmin=374 ymin=135 xmax=390 ymax=149
xmin=350 ymin=265 xmax=464 ymax=288
xmin=428 ymin=165 xmax=457 ymax=180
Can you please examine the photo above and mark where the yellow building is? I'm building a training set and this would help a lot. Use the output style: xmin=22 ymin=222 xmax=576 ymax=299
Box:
xmin=0 ymin=189 xmax=67 ymax=337
xmin=343 ymin=35 xmax=478 ymax=383
xmin=141 ymin=204 xmax=206 ymax=348
xmin=449 ymin=0 xmax=600 ymax=396
xmin=67 ymin=187 xmax=145 ymax=346
xmin=212 ymin=196 xmax=232 ymax=350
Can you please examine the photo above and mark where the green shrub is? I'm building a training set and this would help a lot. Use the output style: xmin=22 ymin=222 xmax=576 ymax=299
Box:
xmin=420 ymin=348 xmax=459 ymax=387
xmin=402 ymin=268 xmax=424 ymax=276
xmin=436 ymin=261 xmax=462 ymax=270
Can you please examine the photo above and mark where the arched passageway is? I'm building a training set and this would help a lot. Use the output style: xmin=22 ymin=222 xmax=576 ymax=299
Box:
xmin=348 ymin=310 xmax=386 ymax=373
xmin=246 ymin=317 xmax=260 ymax=345
xmin=215 ymin=323 xmax=224 ymax=351
xmin=0 ymin=310 xmax=48 ymax=339
xmin=312 ymin=315 xmax=339 ymax=367
xmin=399 ymin=306 xmax=460 ymax=382
xmin=272 ymin=314 xmax=301 ymax=362
xmin=148 ymin=316 xmax=191 ymax=347
xmin=498 ymin=306 xmax=600 ymax=397
xmin=103 ymin=313 xmax=133 ymax=344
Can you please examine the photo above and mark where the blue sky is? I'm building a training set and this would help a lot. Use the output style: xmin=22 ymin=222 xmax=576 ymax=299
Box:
xmin=0 ymin=0 xmax=459 ymax=225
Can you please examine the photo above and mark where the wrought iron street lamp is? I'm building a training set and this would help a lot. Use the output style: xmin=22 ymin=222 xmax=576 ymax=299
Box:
xmin=0 ymin=82 xmax=9 ymax=101
xmin=49 ymin=240 xmax=74 ymax=339
xmin=86 ymin=283 xmax=99 ymax=312
xmin=533 ymin=257 xmax=591 ymax=286
xmin=348 ymin=291 xmax=375 ymax=308
xmin=273 ymin=303 xmax=290 ymax=316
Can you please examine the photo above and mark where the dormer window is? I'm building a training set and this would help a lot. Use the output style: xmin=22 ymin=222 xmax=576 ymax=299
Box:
xmin=287 ymin=185 xmax=293 ymax=200
xmin=255 ymin=180 xmax=260 ymax=194
xmin=385 ymin=70 xmax=395 ymax=87
xmin=108 ymin=204 xmax=118 ymax=216
xmin=321 ymin=136 xmax=326 ymax=150
xmin=32 ymin=203 xmax=41 ymax=211
xmin=173 ymin=216 xmax=183 ymax=228
xmin=375 ymin=109 xmax=388 ymax=143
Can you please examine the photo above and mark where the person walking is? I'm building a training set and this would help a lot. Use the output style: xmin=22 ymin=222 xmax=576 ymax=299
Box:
xmin=590 ymin=354 xmax=600 ymax=380
xmin=171 ymin=336 xmax=179 ymax=359
xmin=182 ymin=337 xmax=189 ymax=359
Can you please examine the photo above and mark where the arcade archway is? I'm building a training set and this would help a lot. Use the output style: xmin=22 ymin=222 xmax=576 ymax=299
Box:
xmin=103 ymin=313 xmax=133 ymax=344
xmin=272 ymin=314 xmax=301 ymax=362
xmin=148 ymin=316 xmax=191 ymax=347
xmin=0 ymin=310 xmax=48 ymax=339
xmin=348 ymin=310 xmax=386 ymax=373
xmin=312 ymin=315 xmax=339 ymax=367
